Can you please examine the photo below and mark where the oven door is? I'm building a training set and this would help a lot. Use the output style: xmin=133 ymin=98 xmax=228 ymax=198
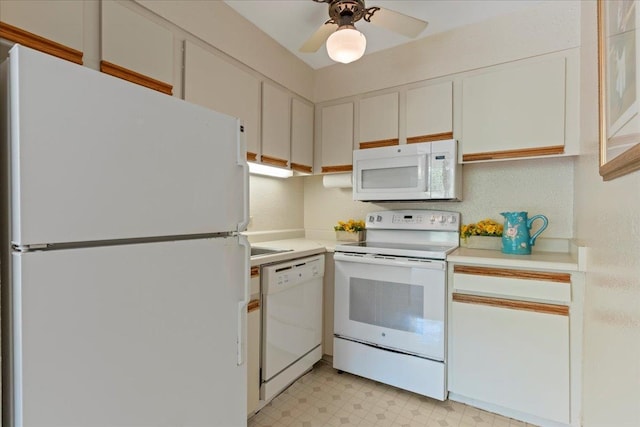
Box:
xmin=334 ymin=252 xmax=446 ymax=360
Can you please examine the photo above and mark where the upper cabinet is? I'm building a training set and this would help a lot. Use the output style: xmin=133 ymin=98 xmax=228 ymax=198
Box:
xmin=261 ymin=82 xmax=291 ymax=168
xmin=458 ymin=50 xmax=579 ymax=162
xmin=183 ymin=41 xmax=261 ymax=159
xmin=315 ymin=49 xmax=578 ymax=172
xmin=320 ymin=102 xmax=355 ymax=173
xmin=358 ymin=92 xmax=399 ymax=148
xmin=101 ymin=1 xmax=173 ymax=94
xmin=291 ymin=99 xmax=314 ymax=174
xmin=0 ymin=1 xmax=83 ymax=64
xmin=406 ymin=81 xmax=453 ymax=143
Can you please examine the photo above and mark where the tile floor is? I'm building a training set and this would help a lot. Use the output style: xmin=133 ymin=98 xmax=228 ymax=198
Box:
xmin=248 ymin=360 xmax=537 ymax=427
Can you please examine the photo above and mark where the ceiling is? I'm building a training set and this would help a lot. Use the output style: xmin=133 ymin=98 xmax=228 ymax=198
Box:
xmin=224 ymin=0 xmax=544 ymax=70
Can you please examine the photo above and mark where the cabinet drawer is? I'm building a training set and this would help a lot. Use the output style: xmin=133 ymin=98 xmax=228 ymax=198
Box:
xmin=453 ymin=265 xmax=571 ymax=303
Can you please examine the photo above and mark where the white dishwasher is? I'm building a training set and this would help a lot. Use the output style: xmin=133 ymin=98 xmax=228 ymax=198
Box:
xmin=260 ymin=254 xmax=324 ymax=402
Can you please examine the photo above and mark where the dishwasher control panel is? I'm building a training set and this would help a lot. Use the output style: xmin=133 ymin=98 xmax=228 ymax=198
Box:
xmin=262 ymin=255 xmax=325 ymax=295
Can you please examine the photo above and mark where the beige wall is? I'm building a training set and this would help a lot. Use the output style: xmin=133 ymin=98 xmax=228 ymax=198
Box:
xmin=247 ymin=175 xmax=304 ymax=233
xmin=576 ymin=2 xmax=640 ymax=426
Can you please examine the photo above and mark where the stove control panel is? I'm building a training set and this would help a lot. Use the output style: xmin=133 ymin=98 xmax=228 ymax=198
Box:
xmin=366 ymin=210 xmax=460 ymax=231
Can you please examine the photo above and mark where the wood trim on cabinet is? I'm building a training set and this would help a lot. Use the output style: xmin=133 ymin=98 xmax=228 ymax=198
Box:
xmin=453 ymin=265 xmax=571 ymax=283
xmin=453 ymin=293 xmax=569 ymax=316
xmin=359 ymin=139 xmax=399 ymax=149
xmin=462 ymin=145 xmax=564 ymax=162
xmin=250 ymin=266 xmax=259 ymax=278
xmin=247 ymin=299 xmax=260 ymax=313
xmin=0 ymin=21 xmax=83 ymax=65
xmin=321 ymin=165 xmax=353 ymax=173
xmin=100 ymin=60 xmax=173 ymax=95
xmin=246 ymin=152 xmax=258 ymax=162
xmin=407 ymin=132 xmax=454 ymax=144
xmin=291 ymin=163 xmax=313 ymax=174
xmin=260 ymin=155 xmax=288 ymax=168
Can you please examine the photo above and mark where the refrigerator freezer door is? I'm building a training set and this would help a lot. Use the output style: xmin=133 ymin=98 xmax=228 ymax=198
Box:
xmin=10 ymin=237 xmax=247 ymax=427
xmin=7 ymin=45 xmax=247 ymax=247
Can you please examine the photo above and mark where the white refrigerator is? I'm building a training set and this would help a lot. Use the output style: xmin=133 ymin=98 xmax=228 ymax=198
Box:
xmin=1 ymin=45 xmax=250 ymax=426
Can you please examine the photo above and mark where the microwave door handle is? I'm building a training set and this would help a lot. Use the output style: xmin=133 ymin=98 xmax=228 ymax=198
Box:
xmin=424 ymin=154 xmax=430 ymax=194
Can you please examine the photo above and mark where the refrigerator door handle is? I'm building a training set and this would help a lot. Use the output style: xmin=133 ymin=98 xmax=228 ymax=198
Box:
xmin=237 ymin=234 xmax=250 ymax=365
xmin=237 ymin=122 xmax=250 ymax=232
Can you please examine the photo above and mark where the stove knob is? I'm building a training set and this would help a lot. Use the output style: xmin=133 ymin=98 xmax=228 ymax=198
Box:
xmin=430 ymin=215 xmax=436 ymax=223
xmin=376 ymin=215 xmax=383 ymax=222
xmin=368 ymin=215 xmax=375 ymax=223
xmin=439 ymin=215 xmax=446 ymax=223
xmin=448 ymin=216 xmax=457 ymax=223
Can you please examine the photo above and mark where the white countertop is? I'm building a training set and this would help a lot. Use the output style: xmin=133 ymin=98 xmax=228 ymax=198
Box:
xmin=448 ymin=246 xmax=585 ymax=272
xmin=248 ymin=236 xmax=587 ymax=272
xmin=249 ymin=238 xmax=336 ymax=266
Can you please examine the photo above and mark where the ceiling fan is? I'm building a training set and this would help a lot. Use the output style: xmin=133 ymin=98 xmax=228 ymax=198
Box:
xmin=300 ymin=0 xmax=428 ymax=64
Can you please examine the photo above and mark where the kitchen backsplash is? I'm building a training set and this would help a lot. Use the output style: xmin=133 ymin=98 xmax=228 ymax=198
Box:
xmin=247 ymin=156 xmax=574 ymax=240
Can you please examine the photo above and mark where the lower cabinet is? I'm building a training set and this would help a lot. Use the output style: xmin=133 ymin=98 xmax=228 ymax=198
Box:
xmin=448 ymin=263 xmax=582 ymax=426
xmin=450 ymin=296 xmax=570 ymax=424
xmin=247 ymin=304 xmax=260 ymax=416
xmin=247 ymin=265 xmax=261 ymax=416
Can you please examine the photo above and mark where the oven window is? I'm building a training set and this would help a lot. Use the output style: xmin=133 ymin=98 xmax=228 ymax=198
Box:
xmin=361 ymin=166 xmax=418 ymax=189
xmin=349 ymin=278 xmax=424 ymax=334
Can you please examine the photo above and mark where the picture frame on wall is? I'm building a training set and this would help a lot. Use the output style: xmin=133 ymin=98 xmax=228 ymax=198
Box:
xmin=598 ymin=0 xmax=640 ymax=180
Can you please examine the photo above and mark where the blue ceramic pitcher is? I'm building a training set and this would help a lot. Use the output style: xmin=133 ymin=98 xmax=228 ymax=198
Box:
xmin=500 ymin=212 xmax=548 ymax=255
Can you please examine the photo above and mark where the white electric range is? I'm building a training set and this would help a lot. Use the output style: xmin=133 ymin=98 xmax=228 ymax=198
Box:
xmin=333 ymin=209 xmax=460 ymax=401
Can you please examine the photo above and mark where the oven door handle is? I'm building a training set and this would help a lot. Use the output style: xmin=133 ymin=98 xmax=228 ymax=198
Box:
xmin=334 ymin=252 xmax=445 ymax=270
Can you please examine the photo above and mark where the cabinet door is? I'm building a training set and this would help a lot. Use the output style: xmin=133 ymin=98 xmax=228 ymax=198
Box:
xmin=101 ymin=1 xmax=173 ymax=94
xmin=291 ymin=99 xmax=314 ymax=174
xmin=461 ymin=56 xmax=567 ymax=161
xmin=184 ymin=41 xmax=261 ymax=160
xmin=359 ymin=92 xmax=399 ymax=148
xmin=406 ymin=81 xmax=453 ymax=143
xmin=0 ymin=1 xmax=83 ymax=63
xmin=320 ymin=102 xmax=354 ymax=173
xmin=450 ymin=295 xmax=570 ymax=424
xmin=261 ymin=82 xmax=291 ymax=168
xmin=247 ymin=305 xmax=260 ymax=415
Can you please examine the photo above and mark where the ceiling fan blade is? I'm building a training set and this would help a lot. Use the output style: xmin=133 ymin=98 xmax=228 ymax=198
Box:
xmin=369 ymin=7 xmax=428 ymax=39
xmin=299 ymin=23 xmax=338 ymax=53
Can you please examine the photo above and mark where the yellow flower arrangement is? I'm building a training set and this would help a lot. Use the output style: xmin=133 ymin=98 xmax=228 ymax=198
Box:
xmin=460 ymin=218 xmax=503 ymax=241
xmin=334 ymin=219 xmax=366 ymax=233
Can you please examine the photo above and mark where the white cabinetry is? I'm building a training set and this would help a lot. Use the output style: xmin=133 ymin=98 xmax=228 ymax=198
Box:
xmin=247 ymin=266 xmax=260 ymax=416
xmin=448 ymin=264 xmax=581 ymax=426
xmin=358 ymin=92 xmax=399 ymax=148
xmin=406 ymin=81 xmax=453 ymax=143
xmin=261 ymin=82 xmax=291 ymax=168
xmin=101 ymin=1 xmax=173 ymax=93
xmin=320 ymin=102 xmax=355 ymax=173
xmin=459 ymin=50 xmax=578 ymax=162
xmin=291 ymin=99 xmax=314 ymax=174
xmin=184 ymin=41 xmax=261 ymax=159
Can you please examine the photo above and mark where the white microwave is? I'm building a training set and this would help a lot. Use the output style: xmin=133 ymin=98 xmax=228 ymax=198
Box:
xmin=352 ymin=140 xmax=461 ymax=202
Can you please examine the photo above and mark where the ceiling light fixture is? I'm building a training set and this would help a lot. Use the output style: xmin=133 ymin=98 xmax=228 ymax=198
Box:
xmin=326 ymin=24 xmax=366 ymax=64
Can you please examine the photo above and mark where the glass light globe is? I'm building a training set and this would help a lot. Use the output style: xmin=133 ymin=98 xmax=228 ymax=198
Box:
xmin=326 ymin=27 xmax=367 ymax=64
